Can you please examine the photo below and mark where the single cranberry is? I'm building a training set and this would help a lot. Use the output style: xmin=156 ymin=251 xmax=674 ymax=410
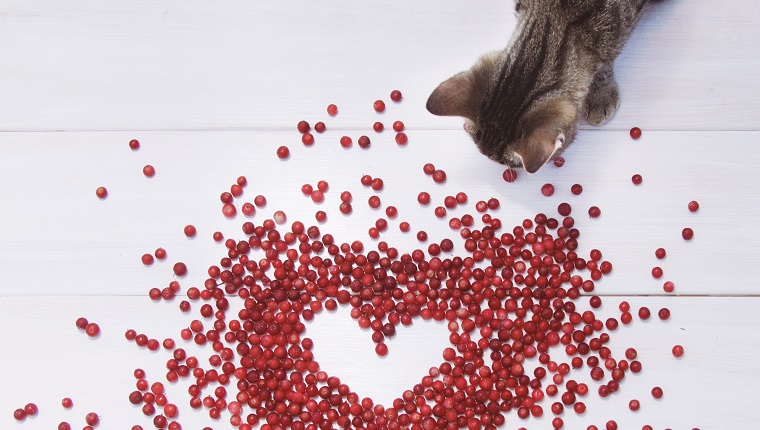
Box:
xmin=85 ymin=322 xmax=100 ymax=337
xmin=571 ymin=184 xmax=583 ymax=195
xmin=558 ymin=203 xmax=571 ymax=216
xmin=423 ymin=163 xmax=436 ymax=175
xmin=154 ymin=248 xmax=166 ymax=260
xmin=553 ymin=157 xmax=565 ymax=167
xmin=85 ymin=412 xmax=100 ymax=425
xmin=390 ymin=90 xmax=403 ymax=101
xmin=129 ymin=139 xmax=140 ymax=150
xmin=141 ymin=253 xmax=154 ymax=265
xmin=373 ymin=100 xmax=386 ymax=112
xmin=297 ymin=120 xmax=310 ymax=133
xmin=682 ymin=227 xmax=694 ymax=240
xmin=76 ymin=317 xmax=89 ymax=330
xmin=432 ymin=170 xmax=447 ymax=183
xmin=340 ymin=136 xmax=352 ymax=148
xmin=417 ymin=192 xmax=431 ymax=205
xmin=62 ymin=398 xmax=73 ymax=408
xmin=655 ymin=248 xmax=666 ymax=259
xmin=371 ymin=178 xmax=384 ymax=191
xmin=663 ymin=281 xmax=675 ymax=293
xmin=327 ymin=104 xmax=338 ymax=116
xmin=373 ymin=122 xmax=384 ymax=132
xmin=183 ymin=225 xmax=197 ymax=237
xmin=143 ymin=165 xmax=156 ymax=177
xmin=632 ymin=174 xmax=642 ymax=185
xmin=314 ymin=121 xmax=326 ymax=133
xmin=651 ymin=386 xmax=663 ymax=399
xmin=395 ymin=132 xmax=408 ymax=145
xmin=358 ymin=135 xmax=371 ymax=148
xmin=276 ymin=146 xmax=290 ymax=159
xmin=392 ymin=121 xmax=405 ymax=132
xmin=368 ymin=196 xmax=381 ymax=208
xmin=59 ymin=422 xmax=71 ymax=430
xmin=672 ymin=345 xmax=684 ymax=357
xmin=301 ymin=133 xmax=314 ymax=146
xmin=658 ymin=308 xmax=671 ymax=320
xmin=315 ymin=211 xmax=327 ymax=222
xmin=221 ymin=203 xmax=236 ymax=217
xmin=502 ymin=169 xmax=518 ymax=182
xmin=95 ymin=186 xmax=108 ymax=199
xmin=13 ymin=408 xmax=26 ymax=421
xmin=606 ymin=420 xmax=618 ymax=430
xmin=541 ymin=184 xmax=555 ymax=197
xmin=652 ymin=266 xmax=663 ymax=278
xmin=630 ymin=127 xmax=642 ymax=139
xmin=629 ymin=399 xmax=640 ymax=411
xmin=588 ymin=206 xmax=601 ymax=218
xmin=173 ymin=262 xmax=187 ymax=276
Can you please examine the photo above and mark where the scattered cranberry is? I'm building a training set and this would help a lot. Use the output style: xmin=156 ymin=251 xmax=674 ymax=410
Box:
xmin=688 ymin=200 xmax=699 ymax=212
xmin=62 ymin=398 xmax=73 ymax=408
xmin=392 ymin=121 xmax=405 ymax=132
xmin=173 ymin=262 xmax=187 ymax=276
xmin=588 ymin=206 xmax=601 ymax=218
xmin=154 ymin=248 xmax=166 ymax=260
xmin=663 ymin=281 xmax=675 ymax=293
xmin=95 ymin=186 xmax=108 ymax=199
xmin=541 ymin=183 xmax=555 ymax=197
xmin=373 ymin=100 xmax=386 ymax=112
xmin=502 ymin=169 xmax=518 ymax=182
xmin=327 ymin=104 xmax=338 ymax=116
xmin=672 ymin=345 xmax=684 ymax=357
xmin=85 ymin=412 xmax=100 ymax=425
xmin=629 ymin=399 xmax=640 ymax=411
xmin=390 ymin=90 xmax=403 ymax=102
xmin=183 ymin=225 xmax=196 ymax=237
xmin=143 ymin=165 xmax=156 ymax=177
xmin=371 ymin=178 xmax=384 ymax=191
xmin=129 ymin=139 xmax=140 ymax=150
xmin=417 ymin=192 xmax=431 ymax=205
xmin=395 ymin=132 xmax=408 ymax=145
xmin=76 ymin=317 xmax=89 ymax=330
xmin=651 ymin=386 xmax=664 ymax=399
xmin=13 ymin=408 xmax=26 ymax=421
xmin=630 ymin=127 xmax=642 ymax=139
xmin=58 ymin=422 xmax=71 ymax=430
xmin=658 ymin=308 xmax=671 ymax=320
xmin=553 ymin=157 xmax=565 ymax=167
xmin=638 ymin=307 xmax=651 ymax=320
xmin=340 ymin=136 xmax=352 ymax=148
xmin=273 ymin=211 xmax=287 ymax=224
xmin=571 ymin=184 xmax=583 ymax=195
xmin=651 ymin=266 xmax=663 ymax=279
xmin=297 ymin=120 xmax=310 ymax=133
xmin=358 ymin=135 xmax=371 ymax=148
xmin=655 ymin=247 xmax=666 ymax=259
xmin=276 ymin=146 xmax=290 ymax=159
xmin=632 ymin=174 xmax=642 ymax=185
xmin=85 ymin=322 xmax=100 ymax=337
xmin=221 ymin=203 xmax=236 ymax=217
xmin=373 ymin=122 xmax=384 ymax=132
xmin=606 ymin=420 xmax=618 ymax=430
xmin=432 ymin=170 xmax=447 ymax=183
xmin=682 ymin=227 xmax=694 ymax=240
xmin=302 ymin=133 xmax=314 ymax=146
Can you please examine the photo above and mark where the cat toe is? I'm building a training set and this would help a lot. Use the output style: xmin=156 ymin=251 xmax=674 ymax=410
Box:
xmin=584 ymin=86 xmax=620 ymax=126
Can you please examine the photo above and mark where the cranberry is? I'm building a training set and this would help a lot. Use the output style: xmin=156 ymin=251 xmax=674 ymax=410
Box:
xmin=541 ymin=184 xmax=555 ymax=197
xmin=632 ymin=174 xmax=642 ymax=185
xmin=13 ymin=408 xmax=26 ymax=421
xmin=606 ymin=420 xmax=618 ymax=430
xmin=276 ymin=146 xmax=290 ymax=159
xmin=85 ymin=412 xmax=100 ymax=425
xmin=154 ymin=248 xmax=166 ymax=260
xmin=85 ymin=322 xmax=100 ymax=337
xmin=558 ymin=203 xmax=571 ymax=216
xmin=658 ymin=308 xmax=671 ymax=320
xmin=358 ymin=135 xmax=371 ymax=148
xmin=371 ymin=178 xmax=384 ymax=191
xmin=651 ymin=266 xmax=663 ymax=279
xmin=221 ymin=203 xmax=236 ymax=217
xmin=588 ymin=206 xmax=601 ymax=218
xmin=392 ymin=121 xmax=405 ymax=132
xmin=630 ymin=127 xmax=642 ymax=139
xmin=141 ymin=253 xmax=154 ymax=265
xmin=95 ymin=186 xmax=108 ymax=199
xmin=390 ymin=90 xmax=403 ymax=101
xmin=297 ymin=120 xmax=310 ymax=133
xmin=571 ymin=184 xmax=583 ymax=195
xmin=651 ymin=386 xmax=663 ymax=399
xmin=373 ymin=100 xmax=386 ymax=112
xmin=395 ymin=132 xmax=408 ymax=145
xmin=301 ymin=133 xmax=314 ymax=146
xmin=173 ymin=262 xmax=188 ymax=276
xmin=375 ymin=343 xmax=388 ymax=356
xmin=655 ymin=247 xmax=666 ymax=259
xmin=183 ymin=225 xmax=197 ymax=237
xmin=373 ymin=122 xmax=384 ymax=132
xmin=553 ymin=156 xmax=565 ymax=167
xmin=502 ymin=169 xmax=518 ymax=182
xmin=672 ymin=345 xmax=684 ymax=357
xmin=629 ymin=399 xmax=640 ymax=411
xmin=688 ymin=200 xmax=700 ymax=212
xmin=327 ymin=104 xmax=338 ymax=116
xmin=143 ymin=165 xmax=156 ymax=177
xmin=62 ymin=397 xmax=73 ymax=408
xmin=59 ymin=422 xmax=71 ymax=430
xmin=76 ymin=317 xmax=89 ymax=330
xmin=423 ymin=163 xmax=436 ymax=175
xmin=682 ymin=227 xmax=694 ymax=240
xmin=663 ymin=281 xmax=675 ymax=293
xmin=432 ymin=170 xmax=447 ymax=183
xmin=129 ymin=139 xmax=140 ymax=150
xmin=314 ymin=121 xmax=326 ymax=133
xmin=340 ymin=136 xmax=352 ymax=148
xmin=417 ymin=192 xmax=431 ymax=205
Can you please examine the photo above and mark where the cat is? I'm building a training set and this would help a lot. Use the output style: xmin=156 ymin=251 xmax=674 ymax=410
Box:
xmin=426 ymin=0 xmax=653 ymax=173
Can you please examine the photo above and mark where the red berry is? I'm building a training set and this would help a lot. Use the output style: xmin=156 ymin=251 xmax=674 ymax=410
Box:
xmin=375 ymin=343 xmax=388 ymax=356
xmin=672 ymin=344 xmax=684 ymax=357
xmin=222 ymin=203 xmax=236 ymax=218
xmin=311 ymin=190 xmax=324 ymax=203
xmin=371 ymin=178 xmax=384 ymax=191
xmin=301 ymin=133 xmax=314 ymax=146
xmin=553 ymin=156 xmax=565 ymax=167
xmin=629 ymin=399 xmax=640 ymax=411
xmin=368 ymin=196 xmax=381 ymax=209
xmin=651 ymin=266 xmax=663 ymax=279
xmin=571 ymin=184 xmax=583 ymax=195
xmin=663 ymin=281 xmax=675 ymax=293
xmin=62 ymin=397 xmax=73 ymax=408
xmin=85 ymin=412 xmax=100 ymax=425
xmin=423 ymin=163 xmax=436 ymax=175
xmin=638 ymin=307 xmax=651 ymax=320
xmin=85 ymin=322 xmax=100 ymax=337
xmin=143 ymin=165 xmax=156 ymax=177
xmin=655 ymin=247 xmax=666 ymax=259
xmin=129 ymin=139 xmax=140 ymax=150
xmin=373 ymin=100 xmax=386 ymax=112
xmin=390 ymin=90 xmax=403 ymax=102
xmin=273 ymin=211 xmax=287 ymax=224
xmin=315 ymin=211 xmax=327 ymax=222
xmin=432 ymin=170 xmax=446 ymax=183
xmin=360 ymin=175 xmax=373 ymax=186
xmin=688 ymin=200 xmax=699 ymax=212
xmin=417 ymin=192 xmax=431 ymax=205
xmin=630 ymin=127 xmax=642 ymax=139
xmin=297 ymin=120 xmax=310 ymax=133
xmin=95 ymin=186 xmax=108 ymax=199
xmin=173 ymin=262 xmax=187 ymax=276
xmin=557 ymin=203 xmax=571 ymax=216
xmin=358 ymin=135 xmax=371 ymax=148
xmin=141 ymin=253 xmax=154 ymax=265
xmin=373 ymin=122 xmax=384 ymax=132
xmin=327 ymin=104 xmax=338 ymax=116
xmin=317 ymin=180 xmax=329 ymax=192
xmin=58 ymin=422 xmax=71 ymax=430
xmin=13 ymin=408 xmax=26 ymax=421
xmin=588 ymin=206 xmax=601 ymax=218
xmin=651 ymin=386 xmax=663 ymax=399
xmin=392 ymin=121 xmax=405 ymax=132
xmin=183 ymin=225 xmax=196 ymax=237
xmin=434 ymin=206 xmax=447 ymax=218
xmin=276 ymin=146 xmax=290 ymax=159
xmin=502 ymin=169 xmax=518 ymax=183
xmin=632 ymin=174 xmax=642 ymax=185
xmin=658 ymin=308 xmax=671 ymax=320
xmin=395 ymin=132 xmax=408 ymax=145
xmin=340 ymin=136 xmax=352 ymax=148
xmin=314 ymin=122 xmax=326 ymax=133
xmin=682 ymin=227 xmax=694 ymax=240
xmin=76 ymin=317 xmax=89 ymax=330
xmin=541 ymin=183 xmax=555 ymax=197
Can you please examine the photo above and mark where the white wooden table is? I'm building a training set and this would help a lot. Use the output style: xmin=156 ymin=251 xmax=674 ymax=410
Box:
xmin=1 ymin=1 xmax=758 ymax=429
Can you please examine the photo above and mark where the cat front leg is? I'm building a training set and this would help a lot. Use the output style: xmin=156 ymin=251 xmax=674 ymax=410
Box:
xmin=583 ymin=62 xmax=620 ymax=126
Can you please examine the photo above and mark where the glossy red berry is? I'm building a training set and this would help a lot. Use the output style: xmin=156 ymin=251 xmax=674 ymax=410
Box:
xmin=340 ymin=136 xmax=352 ymax=148
xmin=502 ymin=169 xmax=518 ymax=183
xmin=85 ymin=322 xmax=100 ymax=337
xmin=672 ymin=345 xmax=684 ymax=357
xmin=373 ymin=122 xmax=384 ymax=132
xmin=173 ymin=262 xmax=187 ymax=276
xmin=95 ymin=186 xmax=108 ymax=199
xmin=682 ymin=227 xmax=694 ymax=240
xmin=588 ymin=206 xmax=601 ymax=218
xmin=655 ymin=248 xmax=666 ymax=259
xmin=327 ymin=104 xmax=338 ymax=116
xmin=314 ymin=122 xmax=326 ymax=133
xmin=432 ymin=170 xmax=446 ymax=183
xmin=651 ymin=386 xmax=663 ymax=399
xmin=390 ymin=90 xmax=403 ymax=102
xmin=358 ymin=135 xmax=371 ymax=148
xmin=632 ymin=174 xmax=642 ymax=185
xmin=570 ymin=184 xmax=583 ymax=195
xmin=395 ymin=132 xmax=408 ymax=145
xmin=630 ymin=127 xmax=642 ymax=139
xmin=392 ymin=121 xmax=405 ymax=132
xmin=85 ymin=412 xmax=100 ymax=425
xmin=143 ymin=165 xmax=156 ymax=177
xmin=658 ymin=308 xmax=671 ymax=320
xmin=373 ymin=100 xmax=386 ymax=112
xmin=541 ymin=183 xmax=555 ymax=197
xmin=183 ymin=225 xmax=196 ymax=237
xmin=276 ymin=146 xmax=290 ymax=159
xmin=13 ymin=408 xmax=26 ymax=421
xmin=297 ymin=120 xmax=310 ymax=133
xmin=688 ymin=200 xmax=699 ymax=212
xmin=62 ymin=397 xmax=73 ymax=408
xmin=301 ymin=133 xmax=314 ymax=146
xmin=129 ymin=139 xmax=140 ymax=150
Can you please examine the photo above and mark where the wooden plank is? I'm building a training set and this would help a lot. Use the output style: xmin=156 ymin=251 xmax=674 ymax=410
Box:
xmin=0 ymin=129 xmax=756 ymax=297
xmin=0 ymin=295 xmax=753 ymax=429
xmin=0 ymin=0 xmax=758 ymax=131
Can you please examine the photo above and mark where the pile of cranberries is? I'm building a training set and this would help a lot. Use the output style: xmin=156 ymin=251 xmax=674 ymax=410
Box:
xmin=59 ymin=96 xmax=700 ymax=430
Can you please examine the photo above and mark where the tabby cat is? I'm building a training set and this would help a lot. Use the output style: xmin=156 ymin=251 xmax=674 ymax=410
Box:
xmin=426 ymin=0 xmax=653 ymax=172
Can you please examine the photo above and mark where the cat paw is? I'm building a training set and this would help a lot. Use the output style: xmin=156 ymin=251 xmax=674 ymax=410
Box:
xmin=584 ymin=78 xmax=620 ymax=126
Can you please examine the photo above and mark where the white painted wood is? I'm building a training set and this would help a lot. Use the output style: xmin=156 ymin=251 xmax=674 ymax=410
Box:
xmin=0 ymin=0 xmax=758 ymax=132
xmin=0 ymin=295 xmax=754 ymax=429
